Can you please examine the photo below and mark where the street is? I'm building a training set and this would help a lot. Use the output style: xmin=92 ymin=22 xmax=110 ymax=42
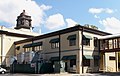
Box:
xmin=1 ymin=72 xmax=120 ymax=76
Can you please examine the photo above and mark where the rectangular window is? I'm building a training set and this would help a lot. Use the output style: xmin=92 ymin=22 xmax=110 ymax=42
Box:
xmin=39 ymin=46 xmax=43 ymax=50
xmin=34 ymin=46 xmax=43 ymax=51
xmin=83 ymin=39 xmax=90 ymax=46
xmin=51 ymin=42 xmax=59 ymax=49
xmin=83 ymin=59 xmax=90 ymax=66
xmin=109 ymin=40 xmax=113 ymax=49
xmin=70 ymin=59 xmax=76 ymax=67
xmin=113 ymin=39 xmax=118 ymax=48
xmin=94 ymin=37 xmax=98 ymax=47
xmin=109 ymin=56 xmax=116 ymax=60
xmin=69 ymin=39 xmax=76 ymax=46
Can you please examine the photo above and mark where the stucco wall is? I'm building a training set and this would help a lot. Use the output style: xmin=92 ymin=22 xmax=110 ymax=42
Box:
xmin=105 ymin=52 xmax=116 ymax=72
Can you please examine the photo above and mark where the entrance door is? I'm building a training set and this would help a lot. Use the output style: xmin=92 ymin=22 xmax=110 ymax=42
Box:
xmin=65 ymin=62 xmax=67 ymax=72
xmin=54 ymin=61 xmax=60 ymax=73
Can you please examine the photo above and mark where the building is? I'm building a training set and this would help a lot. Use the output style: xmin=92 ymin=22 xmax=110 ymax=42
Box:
xmin=1 ymin=10 xmax=120 ymax=74
xmin=0 ymin=10 xmax=39 ymax=67
xmin=14 ymin=25 xmax=111 ymax=73
xmin=99 ymin=34 xmax=120 ymax=72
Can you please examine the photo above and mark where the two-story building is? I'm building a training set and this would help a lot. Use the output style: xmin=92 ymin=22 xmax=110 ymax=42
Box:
xmin=14 ymin=25 xmax=111 ymax=73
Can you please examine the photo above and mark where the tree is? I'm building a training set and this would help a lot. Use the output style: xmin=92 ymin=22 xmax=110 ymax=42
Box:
xmin=84 ymin=24 xmax=98 ymax=30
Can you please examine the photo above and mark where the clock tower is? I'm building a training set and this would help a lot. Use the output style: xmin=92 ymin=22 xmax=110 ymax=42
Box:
xmin=15 ymin=10 xmax=32 ymax=30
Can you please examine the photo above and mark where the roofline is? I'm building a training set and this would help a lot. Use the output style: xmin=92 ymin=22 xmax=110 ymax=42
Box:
xmin=99 ymin=33 xmax=120 ymax=40
xmin=14 ymin=25 xmax=111 ymax=45
xmin=0 ymin=30 xmax=34 ymax=38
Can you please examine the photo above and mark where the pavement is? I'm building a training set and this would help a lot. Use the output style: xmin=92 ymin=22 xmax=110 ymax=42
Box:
xmin=1 ymin=72 xmax=120 ymax=76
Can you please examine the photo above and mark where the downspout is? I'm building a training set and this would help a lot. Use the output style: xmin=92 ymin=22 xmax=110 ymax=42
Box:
xmin=81 ymin=27 xmax=84 ymax=73
xmin=98 ymin=39 xmax=100 ymax=71
xmin=59 ymin=32 xmax=61 ymax=73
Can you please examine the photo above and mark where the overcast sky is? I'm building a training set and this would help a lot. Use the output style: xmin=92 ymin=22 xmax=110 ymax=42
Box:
xmin=0 ymin=0 xmax=120 ymax=34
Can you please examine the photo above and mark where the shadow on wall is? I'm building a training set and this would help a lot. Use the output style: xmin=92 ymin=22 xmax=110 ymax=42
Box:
xmin=2 ymin=43 xmax=15 ymax=68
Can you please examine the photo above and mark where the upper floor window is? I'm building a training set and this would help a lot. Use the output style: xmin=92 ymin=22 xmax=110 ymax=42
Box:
xmin=49 ymin=38 xmax=59 ymax=49
xmin=94 ymin=37 xmax=98 ymax=47
xmin=83 ymin=35 xmax=92 ymax=46
xmin=23 ymin=42 xmax=43 ymax=52
xmin=34 ymin=42 xmax=43 ymax=51
xmin=67 ymin=34 xmax=76 ymax=46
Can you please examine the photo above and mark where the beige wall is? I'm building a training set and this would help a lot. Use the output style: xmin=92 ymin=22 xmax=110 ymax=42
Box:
xmin=2 ymin=34 xmax=27 ymax=66
xmin=0 ymin=25 xmax=40 ymax=66
xmin=105 ymin=52 xmax=116 ymax=72
xmin=61 ymin=31 xmax=79 ymax=51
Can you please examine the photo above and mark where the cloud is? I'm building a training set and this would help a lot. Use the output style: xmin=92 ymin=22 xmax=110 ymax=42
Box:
xmin=66 ymin=19 xmax=78 ymax=27
xmin=45 ymin=13 xmax=65 ymax=30
xmin=105 ymin=8 xmax=114 ymax=14
xmin=89 ymin=8 xmax=114 ymax=14
xmin=94 ymin=15 xmax=100 ymax=19
xmin=0 ymin=0 xmax=52 ymax=29
xmin=99 ymin=17 xmax=120 ymax=34
xmin=40 ymin=4 xmax=52 ymax=10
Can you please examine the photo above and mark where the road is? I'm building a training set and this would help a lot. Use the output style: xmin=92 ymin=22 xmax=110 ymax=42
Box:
xmin=1 ymin=72 xmax=120 ymax=76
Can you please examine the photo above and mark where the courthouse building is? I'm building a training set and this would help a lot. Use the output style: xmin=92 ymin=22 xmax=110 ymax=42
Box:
xmin=0 ymin=10 xmax=39 ymax=67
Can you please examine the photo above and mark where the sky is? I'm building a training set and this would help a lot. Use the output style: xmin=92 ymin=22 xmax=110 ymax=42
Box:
xmin=0 ymin=0 xmax=120 ymax=34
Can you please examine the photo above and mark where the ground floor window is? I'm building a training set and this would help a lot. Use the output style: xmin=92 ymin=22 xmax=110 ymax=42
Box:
xmin=70 ymin=59 xmax=76 ymax=67
xmin=83 ymin=59 xmax=90 ymax=66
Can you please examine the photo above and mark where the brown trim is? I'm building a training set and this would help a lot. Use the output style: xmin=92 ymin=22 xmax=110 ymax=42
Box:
xmin=101 ymin=48 xmax=120 ymax=52
xmin=15 ymin=25 xmax=111 ymax=45
xmin=0 ymin=30 xmax=34 ymax=38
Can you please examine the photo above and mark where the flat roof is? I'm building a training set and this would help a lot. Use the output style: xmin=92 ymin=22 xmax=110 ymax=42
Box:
xmin=99 ymin=33 xmax=120 ymax=39
xmin=15 ymin=25 xmax=111 ymax=45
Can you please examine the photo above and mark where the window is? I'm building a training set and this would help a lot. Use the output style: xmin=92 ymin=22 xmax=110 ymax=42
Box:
xmin=94 ymin=37 xmax=98 ymax=47
xmin=69 ymin=39 xmax=76 ymax=46
xmin=70 ymin=59 xmax=76 ymax=67
xmin=94 ymin=59 xmax=99 ymax=67
xmin=83 ymin=35 xmax=92 ymax=46
xmin=67 ymin=34 xmax=76 ymax=46
xmin=109 ymin=56 xmax=116 ymax=60
xmin=49 ymin=38 xmax=59 ymax=49
xmin=83 ymin=59 xmax=90 ymax=66
xmin=83 ymin=39 xmax=90 ymax=46
xmin=113 ymin=39 xmax=118 ymax=48
xmin=51 ymin=42 xmax=59 ymax=49
xmin=34 ymin=46 xmax=42 ymax=51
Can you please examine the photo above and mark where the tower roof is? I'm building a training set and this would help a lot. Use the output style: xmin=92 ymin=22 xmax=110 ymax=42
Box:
xmin=20 ymin=10 xmax=27 ymax=16
xmin=15 ymin=10 xmax=32 ymax=30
